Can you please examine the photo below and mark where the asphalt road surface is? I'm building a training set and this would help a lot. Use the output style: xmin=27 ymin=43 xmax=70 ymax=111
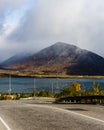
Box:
xmin=0 ymin=99 xmax=104 ymax=130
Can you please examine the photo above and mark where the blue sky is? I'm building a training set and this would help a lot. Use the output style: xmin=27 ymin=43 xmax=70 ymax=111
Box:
xmin=0 ymin=0 xmax=104 ymax=61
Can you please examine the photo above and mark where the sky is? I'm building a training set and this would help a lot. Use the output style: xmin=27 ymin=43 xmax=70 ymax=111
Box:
xmin=0 ymin=0 xmax=104 ymax=61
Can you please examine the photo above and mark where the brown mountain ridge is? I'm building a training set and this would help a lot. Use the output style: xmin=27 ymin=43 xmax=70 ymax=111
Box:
xmin=1 ymin=42 xmax=104 ymax=76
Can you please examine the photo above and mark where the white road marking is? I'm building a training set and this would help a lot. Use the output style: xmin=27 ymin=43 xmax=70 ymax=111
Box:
xmin=27 ymin=104 xmax=104 ymax=124
xmin=52 ymin=106 xmax=104 ymax=124
xmin=0 ymin=117 xmax=11 ymax=130
xmin=66 ymin=109 xmax=104 ymax=124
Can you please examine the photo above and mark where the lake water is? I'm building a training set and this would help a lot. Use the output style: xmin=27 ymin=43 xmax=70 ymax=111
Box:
xmin=0 ymin=77 xmax=104 ymax=93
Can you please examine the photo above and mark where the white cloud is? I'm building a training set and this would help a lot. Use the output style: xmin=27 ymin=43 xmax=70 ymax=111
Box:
xmin=1 ymin=0 xmax=104 ymax=60
xmin=0 ymin=0 xmax=31 ymax=61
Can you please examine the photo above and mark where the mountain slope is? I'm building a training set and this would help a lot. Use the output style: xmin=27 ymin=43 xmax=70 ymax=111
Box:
xmin=2 ymin=42 xmax=104 ymax=75
xmin=1 ymin=53 xmax=31 ymax=66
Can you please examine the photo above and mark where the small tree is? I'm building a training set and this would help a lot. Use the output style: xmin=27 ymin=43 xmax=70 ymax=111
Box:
xmin=93 ymin=81 xmax=101 ymax=95
xmin=38 ymin=90 xmax=53 ymax=97
xmin=60 ymin=82 xmax=82 ymax=97
xmin=32 ymin=90 xmax=38 ymax=97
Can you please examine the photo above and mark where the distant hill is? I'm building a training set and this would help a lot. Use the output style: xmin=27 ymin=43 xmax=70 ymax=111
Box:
xmin=1 ymin=42 xmax=104 ymax=75
xmin=1 ymin=53 xmax=31 ymax=66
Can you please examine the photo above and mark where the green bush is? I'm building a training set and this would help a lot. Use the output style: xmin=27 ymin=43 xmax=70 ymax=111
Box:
xmin=20 ymin=93 xmax=32 ymax=98
xmin=38 ymin=90 xmax=53 ymax=97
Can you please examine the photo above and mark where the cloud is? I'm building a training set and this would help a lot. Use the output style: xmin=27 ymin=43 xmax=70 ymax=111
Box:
xmin=8 ymin=0 xmax=85 ymax=46
xmin=0 ymin=0 xmax=31 ymax=61
xmin=1 ymin=0 xmax=104 ymax=60
xmin=0 ymin=0 xmax=29 ymax=30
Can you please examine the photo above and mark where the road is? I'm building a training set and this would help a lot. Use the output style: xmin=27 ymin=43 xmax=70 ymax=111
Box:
xmin=0 ymin=100 xmax=104 ymax=130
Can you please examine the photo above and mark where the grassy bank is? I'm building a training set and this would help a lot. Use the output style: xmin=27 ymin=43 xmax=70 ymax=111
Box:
xmin=0 ymin=69 xmax=104 ymax=78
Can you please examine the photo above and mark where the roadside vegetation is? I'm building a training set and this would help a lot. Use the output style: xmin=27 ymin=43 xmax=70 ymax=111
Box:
xmin=54 ymin=81 xmax=104 ymax=98
xmin=0 ymin=81 xmax=104 ymax=101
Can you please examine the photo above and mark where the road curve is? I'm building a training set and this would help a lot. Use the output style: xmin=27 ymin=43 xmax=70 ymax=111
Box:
xmin=0 ymin=100 xmax=104 ymax=130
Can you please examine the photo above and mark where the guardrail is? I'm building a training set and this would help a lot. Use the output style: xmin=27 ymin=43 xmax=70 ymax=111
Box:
xmin=56 ymin=95 xmax=104 ymax=104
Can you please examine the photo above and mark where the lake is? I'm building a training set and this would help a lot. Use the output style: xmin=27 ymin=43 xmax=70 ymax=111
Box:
xmin=0 ymin=77 xmax=104 ymax=93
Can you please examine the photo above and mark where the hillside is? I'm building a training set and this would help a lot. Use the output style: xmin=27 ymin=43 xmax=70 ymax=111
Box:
xmin=1 ymin=53 xmax=31 ymax=66
xmin=1 ymin=42 xmax=104 ymax=76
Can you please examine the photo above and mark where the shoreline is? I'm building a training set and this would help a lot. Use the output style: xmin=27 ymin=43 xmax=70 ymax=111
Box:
xmin=0 ymin=72 xmax=104 ymax=79
xmin=0 ymin=69 xmax=104 ymax=78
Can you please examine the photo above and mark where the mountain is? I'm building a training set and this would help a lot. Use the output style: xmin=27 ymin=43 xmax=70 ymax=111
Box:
xmin=1 ymin=53 xmax=32 ymax=66
xmin=1 ymin=42 xmax=104 ymax=75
